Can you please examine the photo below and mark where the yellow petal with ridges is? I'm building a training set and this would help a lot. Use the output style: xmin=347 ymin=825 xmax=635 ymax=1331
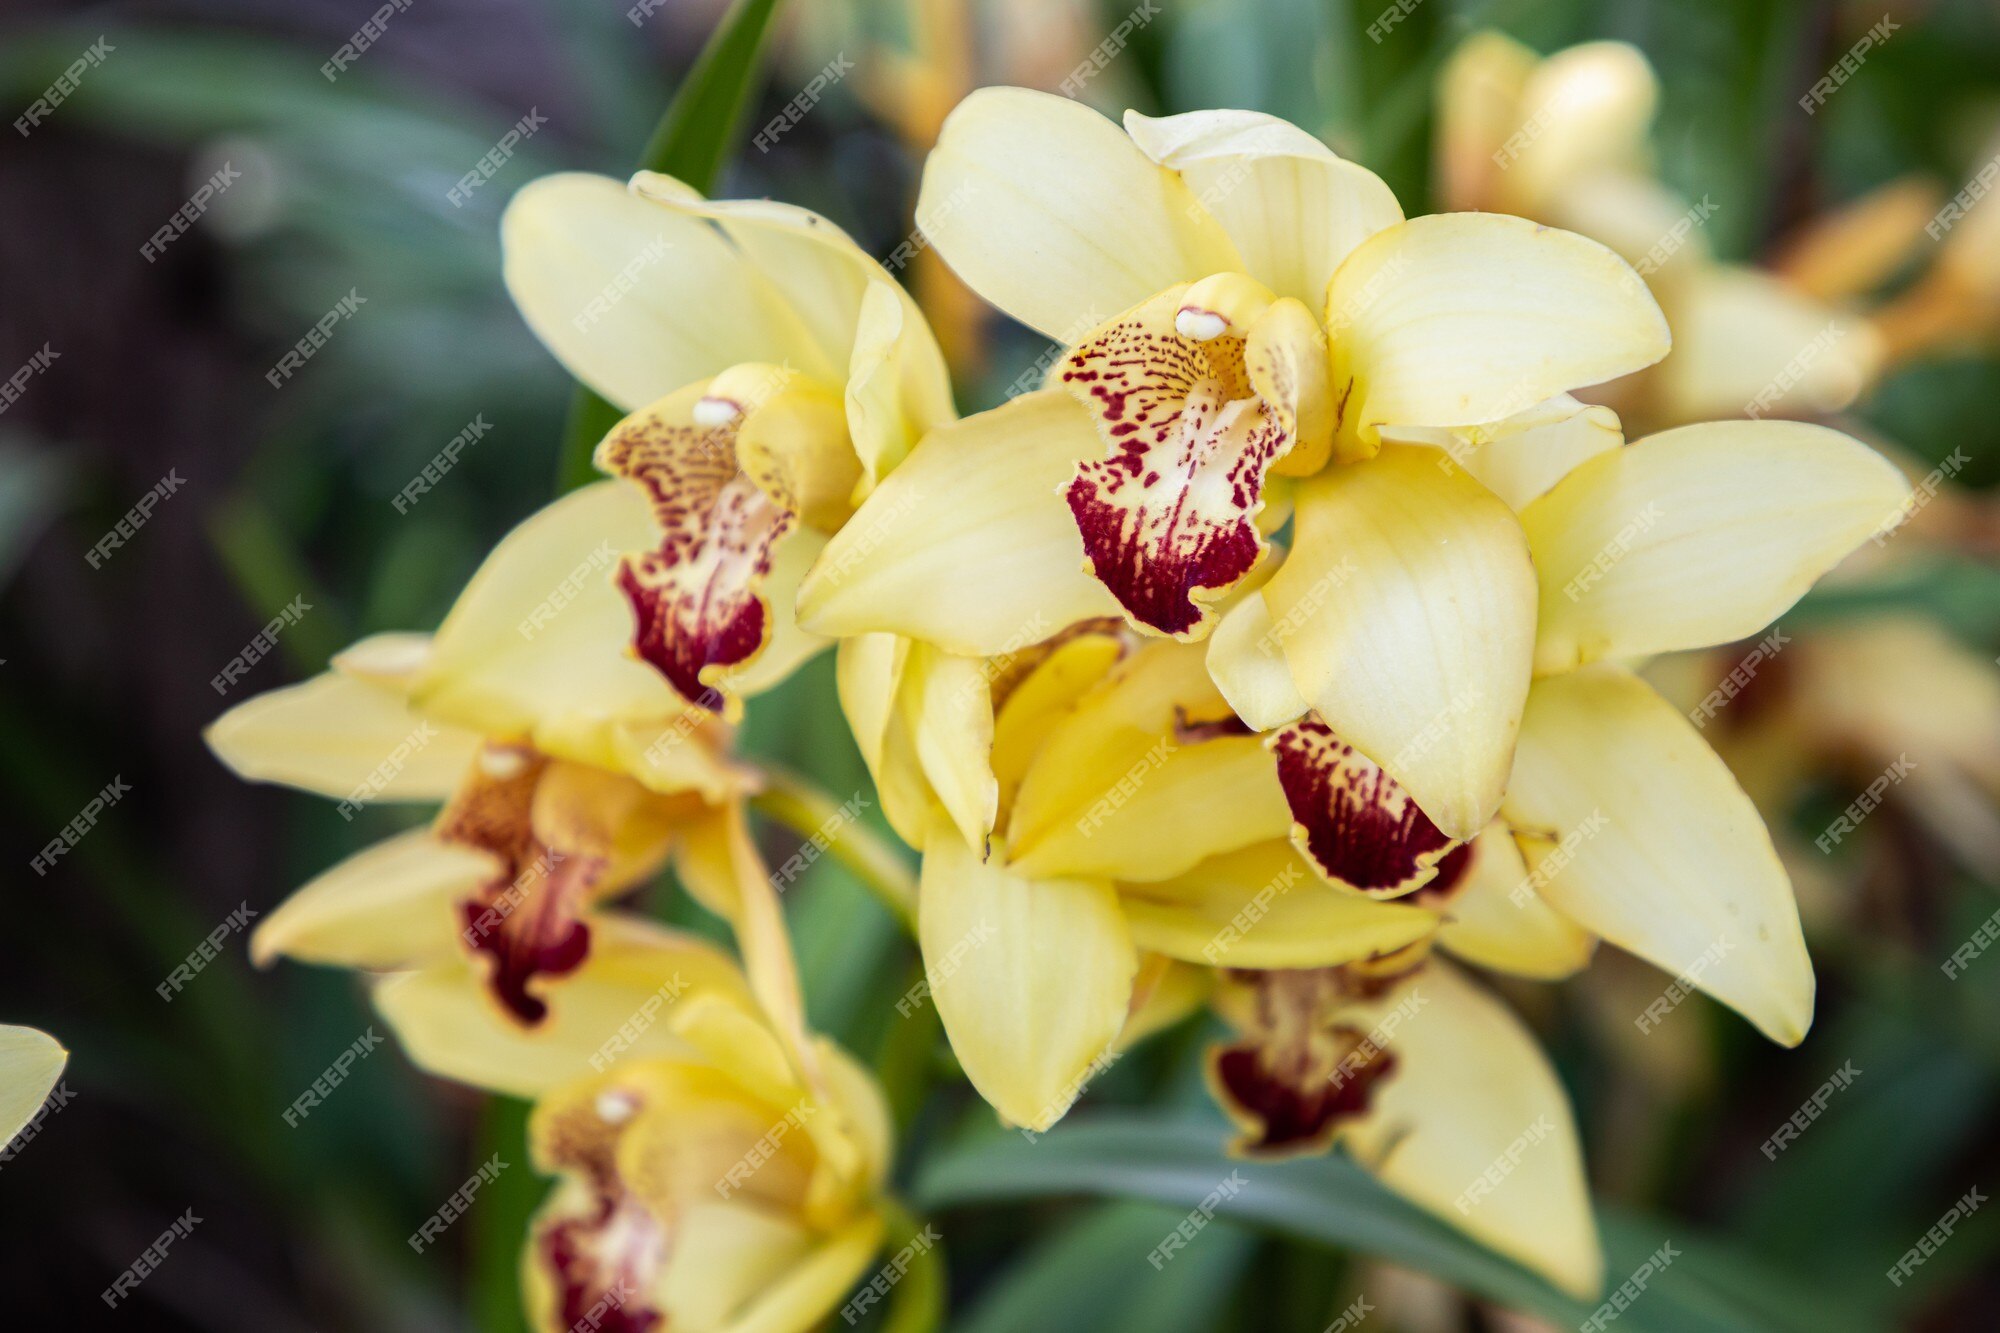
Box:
xmin=1326 ymin=213 xmax=1667 ymax=443
xmin=630 ymin=172 xmax=946 ymax=402
xmin=916 ymin=86 xmax=1241 ymax=342
xmin=796 ymin=390 xmax=1121 ymax=654
xmin=920 ymin=822 xmax=1135 ymax=1132
xmin=206 ymin=669 xmax=482 ymax=804
xmin=1524 ymin=420 xmax=1911 ymax=675
xmin=1264 ymin=447 xmax=1536 ymax=840
xmin=502 ymin=173 xmax=841 ymax=409
xmin=1502 ymin=666 xmax=1814 ymax=1045
xmin=1123 ymin=108 xmax=1404 ymax=309
xmin=1343 ymin=963 xmax=1603 ymax=1299
xmin=252 ymin=828 xmax=490 ymax=969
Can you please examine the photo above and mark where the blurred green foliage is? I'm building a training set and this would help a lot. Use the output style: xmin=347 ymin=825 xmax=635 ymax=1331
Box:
xmin=4 ymin=0 xmax=1999 ymax=1328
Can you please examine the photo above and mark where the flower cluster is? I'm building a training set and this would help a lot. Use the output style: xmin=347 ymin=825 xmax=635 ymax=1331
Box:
xmin=202 ymin=81 xmax=1911 ymax=1321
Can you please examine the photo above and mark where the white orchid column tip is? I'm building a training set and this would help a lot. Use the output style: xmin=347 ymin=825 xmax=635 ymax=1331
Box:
xmin=1175 ymin=307 xmax=1231 ymax=340
xmin=691 ymin=395 xmax=744 ymax=428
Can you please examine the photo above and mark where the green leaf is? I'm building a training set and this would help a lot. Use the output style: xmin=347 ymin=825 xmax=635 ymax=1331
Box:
xmin=875 ymin=1196 xmax=946 ymax=1333
xmin=916 ymin=1113 xmax=1868 ymax=1333
xmin=634 ymin=0 xmax=789 ymax=188
xmin=957 ymin=1200 xmax=1255 ymax=1333
xmin=554 ymin=0 xmax=791 ymax=492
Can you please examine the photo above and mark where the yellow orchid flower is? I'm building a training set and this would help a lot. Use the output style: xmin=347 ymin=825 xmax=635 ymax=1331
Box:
xmin=1 ymin=1025 xmax=66 ymax=1154
xmin=840 ymin=621 xmax=1603 ymax=1290
xmin=839 ymin=392 xmax=1904 ymax=1130
xmin=206 ymin=492 xmax=784 ymax=1089
xmin=1212 ymin=403 xmax=1912 ymax=1045
xmin=1205 ymin=949 xmax=1601 ymax=1297
xmin=500 ymin=170 xmax=955 ymax=717
xmin=520 ymin=1022 xmax=892 ymax=1333
xmin=1436 ymin=32 xmax=1885 ymax=430
xmin=802 ymin=87 xmax=1670 ymax=842
xmin=837 ymin=621 xmax=1459 ymax=1128
xmin=508 ymin=816 xmax=897 ymax=1333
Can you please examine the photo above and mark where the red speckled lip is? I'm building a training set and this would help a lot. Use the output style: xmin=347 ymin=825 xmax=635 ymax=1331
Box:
xmin=1207 ymin=968 xmax=1399 ymax=1157
xmin=458 ymin=885 xmax=592 ymax=1027
xmin=1059 ymin=307 xmax=1285 ymax=637
xmin=1211 ymin=1032 xmax=1395 ymax=1156
xmin=540 ymin=1199 xmax=667 ymax=1333
xmin=601 ymin=412 xmax=790 ymax=711
xmin=437 ymin=749 xmax=600 ymax=1027
xmin=533 ymin=1081 xmax=669 ymax=1332
xmin=1269 ymin=718 xmax=1457 ymax=896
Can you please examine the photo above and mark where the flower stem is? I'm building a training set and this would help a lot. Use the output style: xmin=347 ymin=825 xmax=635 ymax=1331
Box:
xmin=876 ymin=1195 xmax=946 ymax=1333
xmin=750 ymin=765 xmax=919 ymax=933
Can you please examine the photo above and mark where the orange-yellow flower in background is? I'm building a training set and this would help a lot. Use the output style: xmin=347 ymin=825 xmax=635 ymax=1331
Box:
xmin=1436 ymin=32 xmax=1886 ymax=429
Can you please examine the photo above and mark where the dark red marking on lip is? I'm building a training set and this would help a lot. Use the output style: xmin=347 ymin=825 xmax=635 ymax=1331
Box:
xmin=1207 ymin=968 xmax=1400 ymax=1157
xmin=534 ymin=1084 xmax=669 ymax=1332
xmin=601 ymin=411 xmax=792 ymax=711
xmin=437 ymin=749 xmax=604 ymax=1027
xmin=459 ymin=892 xmax=592 ymax=1026
xmin=1059 ymin=307 xmax=1287 ymax=637
xmin=539 ymin=1195 xmax=666 ymax=1333
xmin=1405 ymin=840 xmax=1477 ymax=908
xmin=1269 ymin=718 xmax=1456 ymax=896
xmin=1212 ymin=1032 xmax=1396 ymax=1155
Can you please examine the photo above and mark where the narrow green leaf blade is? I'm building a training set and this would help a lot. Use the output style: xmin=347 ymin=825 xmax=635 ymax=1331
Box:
xmin=915 ymin=1114 xmax=1865 ymax=1333
xmin=637 ymin=0 xmax=788 ymax=186
xmin=555 ymin=0 xmax=790 ymax=492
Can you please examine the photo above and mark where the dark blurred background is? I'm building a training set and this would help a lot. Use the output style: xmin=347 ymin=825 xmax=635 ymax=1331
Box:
xmin=4 ymin=0 xmax=1999 ymax=1328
